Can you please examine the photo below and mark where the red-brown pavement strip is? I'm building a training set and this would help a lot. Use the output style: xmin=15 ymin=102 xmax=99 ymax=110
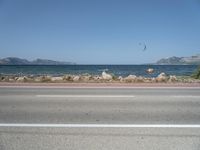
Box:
xmin=0 ymin=82 xmax=200 ymax=88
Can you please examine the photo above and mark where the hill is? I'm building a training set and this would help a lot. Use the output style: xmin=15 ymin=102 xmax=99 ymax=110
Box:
xmin=156 ymin=55 xmax=200 ymax=65
xmin=0 ymin=57 xmax=75 ymax=65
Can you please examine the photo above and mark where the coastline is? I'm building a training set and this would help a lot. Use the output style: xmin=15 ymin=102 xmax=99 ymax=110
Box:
xmin=1 ymin=72 xmax=200 ymax=85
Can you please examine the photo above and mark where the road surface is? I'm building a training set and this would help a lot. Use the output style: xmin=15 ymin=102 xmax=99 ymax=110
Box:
xmin=0 ymin=86 xmax=200 ymax=150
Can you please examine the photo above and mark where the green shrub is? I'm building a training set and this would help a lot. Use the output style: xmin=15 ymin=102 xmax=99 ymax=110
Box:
xmin=191 ymin=66 xmax=200 ymax=79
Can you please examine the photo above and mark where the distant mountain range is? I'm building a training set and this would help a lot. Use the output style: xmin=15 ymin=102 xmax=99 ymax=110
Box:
xmin=1 ymin=55 xmax=200 ymax=65
xmin=0 ymin=57 xmax=75 ymax=65
xmin=156 ymin=54 xmax=200 ymax=65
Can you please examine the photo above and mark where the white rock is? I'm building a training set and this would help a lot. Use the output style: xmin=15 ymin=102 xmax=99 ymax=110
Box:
xmin=81 ymin=76 xmax=91 ymax=82
xmin=118 ymin=76 xmax=123 ymax=79
xmin=156 ymin=72 xmax=168 ymax=82
xmin=136 ymin=76 xmax=144 ymax=82
xmin=34 ymin=77 xmax=42 ymax=82
xmin=158 ymin=72 xmax=166 ymax=77
xmin=152 ymin=77 xmax=156 ymax=82
xmin=16 ymin=76 xmax=32 ymax=82
xmin=118 ymin=76 xmax=124 ymax=82
xmin=102 ymin=71 xmax=113 ymax=80
xmin=41 ymin=76 xmax=52 ymax=82
xmin=9 ymin=78 xmax=15 ymax=82
xmin=17 ymin=77 xmax=25 ymax=82
xmin=168 ymin=75 xmax=177 ymax=82
xmin=51 ymin=76 xmax=63 ymax=82
xmin=93 ymin=76 xmax=102 ymax=81
xmin=124 ymin=75 xmax=137 ymax=82
xmin=63 ymin=75 xmax=72 ymax=81
xmin=0 ymin=76 xmax=8 ymax=81
xmin=73 ymin=76 xmax=80 ymax=82
xmin=143 ymin=78 xmax=152 ymax=83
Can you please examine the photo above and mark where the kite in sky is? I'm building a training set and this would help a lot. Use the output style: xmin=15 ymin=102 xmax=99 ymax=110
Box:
xmin=139 ymin=43 xmax=147 ymax=51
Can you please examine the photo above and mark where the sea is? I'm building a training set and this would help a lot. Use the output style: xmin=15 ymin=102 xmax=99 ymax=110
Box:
xmin=0 ymin=65 xmax=198 ymax=77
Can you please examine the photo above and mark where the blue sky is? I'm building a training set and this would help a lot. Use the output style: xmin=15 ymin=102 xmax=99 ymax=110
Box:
xmin=0 ymin=0 xmax=200 ymax=64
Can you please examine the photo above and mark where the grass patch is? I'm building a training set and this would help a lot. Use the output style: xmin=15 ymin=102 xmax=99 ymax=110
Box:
xmin=191 ymin=66 xmax=200 ymax=79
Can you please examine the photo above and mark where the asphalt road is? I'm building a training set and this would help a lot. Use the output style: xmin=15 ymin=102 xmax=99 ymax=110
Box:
xmin=0 ymin=86 xmax=200 ymax=150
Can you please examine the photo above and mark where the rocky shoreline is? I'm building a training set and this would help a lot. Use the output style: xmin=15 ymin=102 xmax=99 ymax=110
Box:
xmin=1 ymin=71 xmax=200 ymax=83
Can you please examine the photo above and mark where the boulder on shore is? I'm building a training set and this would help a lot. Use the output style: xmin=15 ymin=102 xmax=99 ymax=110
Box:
xmin=16 ymin=77 xmax=25 ymax=82
xmin=1 ymin=76 xmax=9 ymax=82
xmin=168 ymin=75 xmax=177 ymax=82
xmin=51 ymin=76 xmax=63 ymax=82
xmin=9 ymin=78 xmax=15 ymax=82
xmin=156 ymin=72 xmax=168 ymax=82
xmin=16 ymin=76 xmax=30 ymax=82
xmin=15 ymin=76 xmax=33 ymax=82
xmin=63 ymin=75 xmax=72 ymax=81
xmin=34 ymin=76 xmax=51 ymax=82
xmin=93 ymin=75 xmax=102 ymax=81
xmin=124 ymin=75 xmax=137 ymax=82
xmin=73 ymin=76 xmax=80 ymax=82
xmin=81 ymin=75 xmax=91 ymax=82
xmin=143 ymin=77 xmax=153 ymax=83
xmin=102 ymin=71 xmax=113 ymax=80
xmin=136 ymin=76 xmax=144 ymax=82
xmin=118 ymin=76 xmax=124 ymax=82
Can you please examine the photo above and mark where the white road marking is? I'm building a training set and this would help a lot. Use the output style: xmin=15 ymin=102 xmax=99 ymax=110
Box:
xmin=0 ymin=124 xmax=200 ymax=128
xmin=172 ymin=96 xmax=200 ymax=98
xmin=36 ymin=95 xmax=200 ymax=99
xmin=36 ymin=95 xmax=136 ymax=98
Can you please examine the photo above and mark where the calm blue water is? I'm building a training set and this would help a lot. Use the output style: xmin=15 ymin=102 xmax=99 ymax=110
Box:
xmin=0 ymin=65 xmax=198 ymax=77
